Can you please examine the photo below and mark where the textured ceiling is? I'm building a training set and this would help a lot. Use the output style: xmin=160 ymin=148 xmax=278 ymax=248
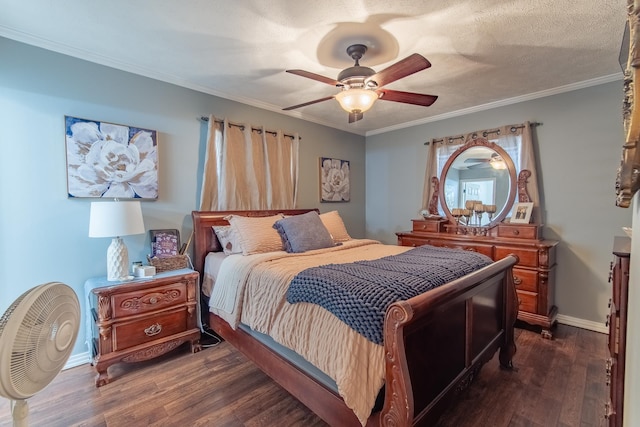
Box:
xmin=0 ymin=0 xmax=627 ymax=135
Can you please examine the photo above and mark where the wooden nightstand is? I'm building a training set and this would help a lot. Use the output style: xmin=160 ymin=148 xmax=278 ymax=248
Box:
xmin=85 ymin=268 xmax=201 ymax=387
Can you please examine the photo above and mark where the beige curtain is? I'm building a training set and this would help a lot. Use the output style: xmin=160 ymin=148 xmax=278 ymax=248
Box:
xmin=199 ymin=115 xmax=299 ymax=210
xmin=421 ymin=122 xmax=542 ymax=222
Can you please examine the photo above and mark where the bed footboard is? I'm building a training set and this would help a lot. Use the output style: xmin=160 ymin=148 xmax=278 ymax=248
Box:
xmin=380 ymin=255 xmax=518 ymax=426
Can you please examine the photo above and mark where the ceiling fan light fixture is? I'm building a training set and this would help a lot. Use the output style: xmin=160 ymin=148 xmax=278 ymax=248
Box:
xmin=490 ymin=156 xmax=507 ymax=170
xmin=335 ymin=88 xmax=378 ymax=114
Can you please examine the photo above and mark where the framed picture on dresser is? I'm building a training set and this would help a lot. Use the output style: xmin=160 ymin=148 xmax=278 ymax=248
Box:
xmin=511 ymin=202 xmax=533 ymax=224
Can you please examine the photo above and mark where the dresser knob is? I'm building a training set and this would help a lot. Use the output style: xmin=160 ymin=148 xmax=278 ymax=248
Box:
xmin=149 ymin=297 xmax=158 ymax=304
xmin=513 ymin=276 xmax=522 ymax=285
xmin=512 ymin=229 xmax=519 ymax=235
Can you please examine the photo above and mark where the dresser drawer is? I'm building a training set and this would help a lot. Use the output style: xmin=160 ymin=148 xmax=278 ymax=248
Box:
xmin=113 ymin=308 xmax=188 ymax=351
xmin=398 ymin=236 xmax=429 ymax=247
xmin=112 ymin=282 xmax=187 ymax=317
xmin=426 ymin=240 xmax=493 ymax=258
xmin=494 ymin=246 xmax=539 ymax=268
xmin=412 ymin=219 xmax=445 ymax=233
xmin=517 ymin=290 xmax=537 ymax=313
xmin=512 ymin=268 xmax=538 ymax=293
xmin=497 ymin=224 xmax=541 ymax=239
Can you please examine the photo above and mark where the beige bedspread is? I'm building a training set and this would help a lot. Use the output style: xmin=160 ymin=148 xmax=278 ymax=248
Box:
xmin=208 ymin=239 xmax=410 ymax=425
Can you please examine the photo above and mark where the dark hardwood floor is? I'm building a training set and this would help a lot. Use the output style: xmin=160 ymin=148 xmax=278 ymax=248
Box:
xmin=0 ymin=324 xmax=608 ymax=427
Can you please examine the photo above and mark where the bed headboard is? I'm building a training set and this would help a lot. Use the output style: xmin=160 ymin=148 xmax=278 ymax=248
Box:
xmin=191 ymin=209 xmax=318 ymax=276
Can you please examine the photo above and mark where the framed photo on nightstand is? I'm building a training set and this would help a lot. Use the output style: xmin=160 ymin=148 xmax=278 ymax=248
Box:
xmin=150 ymin=229 xmax=180 ymax=257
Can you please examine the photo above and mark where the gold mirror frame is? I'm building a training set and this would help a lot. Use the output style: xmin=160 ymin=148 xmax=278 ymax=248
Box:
xmin=438 ymin=137 xmax=517 ymax=227
xmin=616 ymin=0 xmax=640 ymax=208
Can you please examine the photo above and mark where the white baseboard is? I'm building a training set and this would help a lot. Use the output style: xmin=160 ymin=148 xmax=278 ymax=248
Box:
xmin=557 ymin=314 xmax=608 ymax=334
xmin=63 ymin=352 xmax=91 ymax=370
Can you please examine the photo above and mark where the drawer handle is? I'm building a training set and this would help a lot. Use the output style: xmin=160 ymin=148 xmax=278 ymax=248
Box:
xmin=144 ymin=323 xmax=162 ymax=337
xmin=604 ymin=402 xmax=614 ymax=419
xmin=512 ymin=229 xmax=520 ymax=235
xmin=513 ymin=276 xmax=522 ymax=285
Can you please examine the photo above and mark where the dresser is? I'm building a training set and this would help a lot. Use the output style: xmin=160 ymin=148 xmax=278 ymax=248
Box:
xmin=397 ymin=219 xmax=558 ymax=338
xmin=85 ymin=268 xmax=201 ymax=386
xmin=606 ymin=236 xmax=630 ymax=425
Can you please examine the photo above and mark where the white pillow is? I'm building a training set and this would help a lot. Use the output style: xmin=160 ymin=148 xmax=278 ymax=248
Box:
xmin=319 ymin=210 xmax=351 ymax=242
xmin=212 ymin=225 xmax=243 ymax=255
xmin=226 ymin=214 xmax=285 ymax=255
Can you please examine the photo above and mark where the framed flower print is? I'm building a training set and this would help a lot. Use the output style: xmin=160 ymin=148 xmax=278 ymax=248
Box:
xmin=320 ymin=157 xmax=350 ymax=202
xmin=65 ymin=116 xmax=158 ymax=199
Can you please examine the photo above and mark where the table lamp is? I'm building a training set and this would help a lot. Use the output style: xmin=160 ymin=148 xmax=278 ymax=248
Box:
xmin=89 ymin=200 xmax=145 ymax=281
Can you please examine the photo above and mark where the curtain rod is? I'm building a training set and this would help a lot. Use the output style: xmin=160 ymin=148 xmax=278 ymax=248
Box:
xmin=199 ymin=116 xmax=300 ymax=140
xmin=424 ymin=122 xmax=542 ymax=145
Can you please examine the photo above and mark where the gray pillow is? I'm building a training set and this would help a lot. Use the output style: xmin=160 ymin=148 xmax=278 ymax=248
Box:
xmin=273 ymin=211 xmax=334 ymax=253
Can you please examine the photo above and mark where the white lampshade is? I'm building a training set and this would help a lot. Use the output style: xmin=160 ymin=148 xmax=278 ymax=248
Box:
xmin=89 ymin=201 xmax=145 ymax=238
xmin=334 ymin=88 xmax=378 ymax=113
xmin=89 ymin=201 xmax=145 ymax=281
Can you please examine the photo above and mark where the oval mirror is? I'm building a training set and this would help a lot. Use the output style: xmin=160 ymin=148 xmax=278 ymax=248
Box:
xmin=438 ymin=139 xmax=517 ymax=228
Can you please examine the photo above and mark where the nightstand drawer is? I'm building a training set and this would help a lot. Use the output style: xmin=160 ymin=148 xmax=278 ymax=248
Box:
xmin=517 ymin=290 xmax=537 ymax=313
xmin=512 ymin=268 xmax=538 ymax=293
xmin=113 ymin=307 xmax=188 ymax=351
xmin=112 ymin=282 xmax=187 ymax=317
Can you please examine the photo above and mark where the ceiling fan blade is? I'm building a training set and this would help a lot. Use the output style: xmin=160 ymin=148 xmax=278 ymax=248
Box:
xmin=377 ymin=89 xmax=438 ymax=106
xmin=283 ymin=96 xmax=335 ymax=111
xmin=348 ymin=111 xmax=363 ymax=123
xmin=286 ymin=69 xmax=341 ymax=86
xmin=365 ymin=54 xmax=431 ymax=88
xmin=464 ymin=158 xmax=491 ymax=163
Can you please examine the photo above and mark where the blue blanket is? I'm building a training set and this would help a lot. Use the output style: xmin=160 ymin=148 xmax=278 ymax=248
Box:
xmin=286 ymin=245 xmax=492 ymax=344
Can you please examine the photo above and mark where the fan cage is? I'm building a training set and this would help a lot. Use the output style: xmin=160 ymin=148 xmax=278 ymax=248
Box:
xmin=0 ymin=282 xmax=80 ymax=400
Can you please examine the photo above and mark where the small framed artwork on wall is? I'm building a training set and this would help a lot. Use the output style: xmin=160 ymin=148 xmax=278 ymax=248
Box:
xmin=65 ymin=116 xmax=158 ymax=199
xmin=320 ymin=157 xmax=350 ymax=202
xmin=510 ymin=202 xmax=534 ymax=224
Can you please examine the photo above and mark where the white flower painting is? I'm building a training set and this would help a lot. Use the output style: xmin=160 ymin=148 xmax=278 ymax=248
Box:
xmin=320 ymin=157 xmax=350 ymax=202
xmin=65 ymin=116 xmax=158 ymax=199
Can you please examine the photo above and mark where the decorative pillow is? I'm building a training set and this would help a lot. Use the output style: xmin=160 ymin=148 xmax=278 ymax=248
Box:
xmin=225 ymin=214 xmax=285 ymax=255
xmin=273 ymin=211 xmax=334 ymax=253
xmin=319 ymin=210 xmax=351 ymax=242
xmin=212 ymin=225 xmax=242 ymax=255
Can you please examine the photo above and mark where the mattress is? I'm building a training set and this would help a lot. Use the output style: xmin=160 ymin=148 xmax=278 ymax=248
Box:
xmin=206 ymin=239 xmax=410 ymax=425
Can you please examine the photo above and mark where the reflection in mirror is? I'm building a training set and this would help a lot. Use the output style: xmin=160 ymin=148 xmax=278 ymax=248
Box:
xmin=439 ymin=140 xmax=516 ymax=228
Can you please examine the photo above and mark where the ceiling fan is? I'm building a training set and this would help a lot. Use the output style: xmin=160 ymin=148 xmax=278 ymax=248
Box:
xmin=464 ymin=153 xmax=507 ymax=170
xmin=283 ymin=44 xmax=438 ymax=123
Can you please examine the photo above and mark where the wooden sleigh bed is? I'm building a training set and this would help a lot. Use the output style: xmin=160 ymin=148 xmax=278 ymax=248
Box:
xmin=192 ymin=209 xmax=519 ymax=427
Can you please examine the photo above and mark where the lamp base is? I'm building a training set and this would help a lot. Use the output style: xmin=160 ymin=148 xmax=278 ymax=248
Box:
xmin=107 ymin=237 xmax=130 ymax=281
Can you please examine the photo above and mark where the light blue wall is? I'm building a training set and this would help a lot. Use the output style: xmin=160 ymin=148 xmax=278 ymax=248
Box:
xmin=366 ymin=80 xmax=632 ymax=324
xmin=0 ymin=37 xmax=365 ymax=359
